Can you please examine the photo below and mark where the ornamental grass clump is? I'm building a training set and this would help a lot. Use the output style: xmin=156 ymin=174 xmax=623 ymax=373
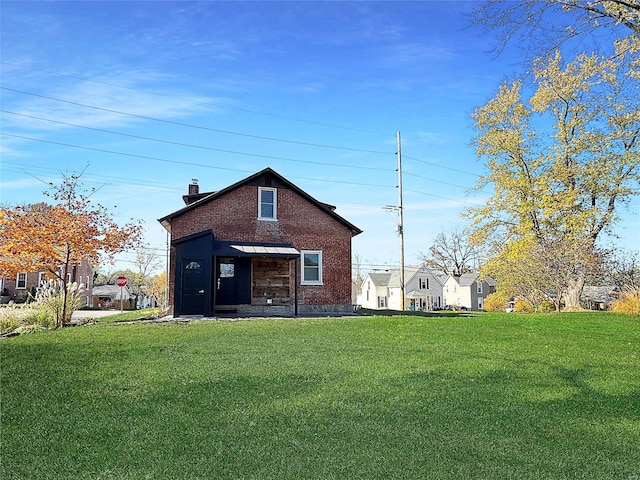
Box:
xmin=0 ymin=303 xmax=32 ymax=334
xmin=612 ymin=286 xmax=640 ymax=316
xmin=0 ymin=282 xmax=85 ymax=334
xmin=35 ymin=281 xmax=85 ymax=328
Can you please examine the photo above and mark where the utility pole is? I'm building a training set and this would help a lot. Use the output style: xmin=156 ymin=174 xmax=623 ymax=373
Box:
xmin=384 ymin=131 xmax=406 ymax=311
xmin=397 ymin=131 xmax=405 ymax=311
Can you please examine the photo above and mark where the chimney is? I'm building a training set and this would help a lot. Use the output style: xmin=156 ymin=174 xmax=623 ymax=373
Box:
xmin=188 ymin=179 xmax=199 ymax=195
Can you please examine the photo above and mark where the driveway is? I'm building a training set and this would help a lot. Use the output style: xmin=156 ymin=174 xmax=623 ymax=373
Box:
xmin=72 ymin=309 xmax=122 ymax=321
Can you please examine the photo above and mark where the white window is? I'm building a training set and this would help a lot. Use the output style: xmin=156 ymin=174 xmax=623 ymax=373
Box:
xmin=478 ymin=297 xmax=484 ymax=310
xmin=477 ymin=282 xmax=483 ymax=294
xmin=301 ymin=250 xmax=322 ymax=285
xmin=378 ymin=296 xmax=387 ymax=308
xmin=258 ymin=187 xmax=277 ymax=220
xmin=38 ymin=272 xmax=46 ymax=286
xmin=16 ymin=272 xmax=27 ymax=289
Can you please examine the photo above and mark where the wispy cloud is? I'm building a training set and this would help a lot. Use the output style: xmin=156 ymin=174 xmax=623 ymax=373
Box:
xmin=2 ymin=73 xmax=223 ymax=131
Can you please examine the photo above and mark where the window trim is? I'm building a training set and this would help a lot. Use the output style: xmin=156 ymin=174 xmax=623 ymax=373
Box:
xmin=301 ymin=250 xmax=323 ymax=285
xmin=258 ymin=187 xmax=277 ymax=221
xmin=477 ymin=282 xmax=483 ymax=294
xmin=16 ymin=272 xmax=27 ymax=289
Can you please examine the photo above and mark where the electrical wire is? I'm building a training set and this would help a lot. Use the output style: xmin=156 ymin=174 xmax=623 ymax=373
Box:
xmin=0 ymin=132 xmax=397 ymax=191
xmin=1 ymin=110 xmax=391 ymax=172
xmin=0 ymin=61 xmax=396 ymax=138
xmin=1 ymin=86 xmax=392 ymax=155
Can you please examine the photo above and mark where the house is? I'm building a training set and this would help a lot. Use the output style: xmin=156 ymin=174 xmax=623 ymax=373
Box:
xmin=443 ymin=273 xmax=496 ymax=311
xmin=360 ymin=272 xmax=393 ymax=309
xmin=360 ymin=266 xmax=444 ymax=311
xmin=580 ymin=285 xmax=617 ymax=310
xmin=158 ymin=168 xmax=362 ymax=317
xmin=92 ymin=284 xmax=134 ymax=310
xmin=0 ymin=260 xmax=94 ymax=306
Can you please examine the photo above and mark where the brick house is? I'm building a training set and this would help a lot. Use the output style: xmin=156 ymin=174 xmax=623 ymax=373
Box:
xmin=0 ymin=260 xmax=95 ymax=306
xmin=158 ymin=168 xmax=362 ymax=317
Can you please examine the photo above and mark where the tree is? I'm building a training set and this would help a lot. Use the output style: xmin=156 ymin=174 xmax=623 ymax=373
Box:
xmin=468 ymin=47 xmax=640 ymax=309
xmin=148 ymin=271 xmax=168 ymax=310
xmin=604 ymin=249 xmax=640 ymax=290
xmin=418 ymin=226 xmax=482 ymax=276
xmin=472 ymin=0 xmax=640 ymax=58
xmin=0 ymin=172 xmax=143 ymax=327
xmin=127 ymin=245 xmax=163 ymax=302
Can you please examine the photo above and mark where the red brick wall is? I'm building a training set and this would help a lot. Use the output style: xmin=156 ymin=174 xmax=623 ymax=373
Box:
xmin=1 ymin=260 xmax=93 ymax=304
xmin=168 ymin=185 xmax=354 ymax=309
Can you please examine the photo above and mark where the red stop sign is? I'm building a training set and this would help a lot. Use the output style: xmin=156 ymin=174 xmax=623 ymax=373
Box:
xmin=116 ymin=275 xmax=128 ymax=287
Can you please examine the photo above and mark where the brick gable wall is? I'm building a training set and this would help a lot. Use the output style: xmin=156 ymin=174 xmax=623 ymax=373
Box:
xmin=168 ymin=184 xmax=354 ymax=310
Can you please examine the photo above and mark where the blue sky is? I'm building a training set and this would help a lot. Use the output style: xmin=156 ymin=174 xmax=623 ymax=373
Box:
xmin=1 ymin=1 xmax=638 ymax=274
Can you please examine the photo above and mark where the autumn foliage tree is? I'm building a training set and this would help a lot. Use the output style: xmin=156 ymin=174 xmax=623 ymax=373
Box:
xmin=0 ymin=173 xmax=143 ymax=327
xmin=468 ymin=45 xmax=640 ymax=309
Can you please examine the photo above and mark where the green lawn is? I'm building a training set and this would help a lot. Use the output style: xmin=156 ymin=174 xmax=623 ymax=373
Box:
xmin=1 ymin=312 xmax=638 ymax=479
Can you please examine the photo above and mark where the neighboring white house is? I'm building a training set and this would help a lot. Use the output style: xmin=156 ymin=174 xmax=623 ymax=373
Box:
xmin=92 ymin=284 xmax=133 ymax=309
xmin=443 ymin=273 xmax=496 ymax=311
xmin=360 ymin=266 xmax=444 ymax=311
xmin=359 ymin=272 xmax=393 ymax=309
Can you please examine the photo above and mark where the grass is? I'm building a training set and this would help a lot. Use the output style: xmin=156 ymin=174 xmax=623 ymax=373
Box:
xmin=1 ymin=311 xmax=638 ymax=479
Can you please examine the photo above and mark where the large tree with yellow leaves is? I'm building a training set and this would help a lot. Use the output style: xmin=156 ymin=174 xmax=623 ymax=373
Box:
xmin=468 ymin=46 xmax=639 ymax=309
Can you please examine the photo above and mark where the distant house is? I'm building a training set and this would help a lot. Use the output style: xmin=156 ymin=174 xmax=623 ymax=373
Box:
xmin=92 ymin=284 xmax=134 ymax=310
xmin=158 ymin=168 xmax=362 ymax=317
xmin=360 ymin=272 xmax=393 ymax=309
xmin=443 ymin=273 xmax=496 ymax=311
xmin=360 ymin=266 xmax=444 ymax=311
xmin=0 ymin=260 xmax=94 ymax=306
xmin=580 ymin=286 xmax=618 ymax=310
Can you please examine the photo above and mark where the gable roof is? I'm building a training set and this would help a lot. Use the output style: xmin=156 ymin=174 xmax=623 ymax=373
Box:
xmin=447 ymin=273 xmax=496 ymax=287
xmin=365 ymin=266 xmax=444 ymax=289
xmin=158 ymin=167 xmax=362 ymax=236
xmin=366 ymin=272 xmax=392 ymax=287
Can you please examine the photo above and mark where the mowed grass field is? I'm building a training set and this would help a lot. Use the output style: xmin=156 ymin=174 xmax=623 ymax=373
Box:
xmin=1 ymin=312 xmax=638 ymax=479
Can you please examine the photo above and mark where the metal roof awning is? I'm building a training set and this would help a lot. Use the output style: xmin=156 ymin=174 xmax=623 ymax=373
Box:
xmin=230 ymin=244 xmax=300 ymax=257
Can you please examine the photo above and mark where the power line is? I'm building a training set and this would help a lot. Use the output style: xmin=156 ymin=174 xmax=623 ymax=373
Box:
xmin=406 ymin=171 xmax=476 ymax=192
xmin=403 ymin=154 xmax=482 ymax=179
xmin=0 ymin=132 xmax=396 ymax=191
xmin=1 ymin=110 xmax=391 ymax=172
xmin=0 ymin=61 xmax=395 ymax=138
xmin=1 ymin=86 xmax=391 ymax=155
xmin=403 ymin=187 xmax=482 ymax=207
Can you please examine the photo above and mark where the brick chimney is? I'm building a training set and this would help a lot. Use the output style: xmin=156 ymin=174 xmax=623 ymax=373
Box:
xmin=188 ymin=179 xmax=199 ymax=195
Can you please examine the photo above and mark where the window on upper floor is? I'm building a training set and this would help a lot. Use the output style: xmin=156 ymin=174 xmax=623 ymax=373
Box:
xmin=477 ymin=282 xmax=483 ymax=294
xmin=301 ymin=250 xmax=322 ymax=285
xmin=258 ymin=187 xmax=277 ymax=220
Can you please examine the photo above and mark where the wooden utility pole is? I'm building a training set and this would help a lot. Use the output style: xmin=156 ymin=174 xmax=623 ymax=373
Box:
xmin=397 ymin=131 xmax=405 ymax=311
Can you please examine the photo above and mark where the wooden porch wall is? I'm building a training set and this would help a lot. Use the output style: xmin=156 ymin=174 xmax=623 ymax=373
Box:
xmin=252 ymin=258 xmax=290 ymax=305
